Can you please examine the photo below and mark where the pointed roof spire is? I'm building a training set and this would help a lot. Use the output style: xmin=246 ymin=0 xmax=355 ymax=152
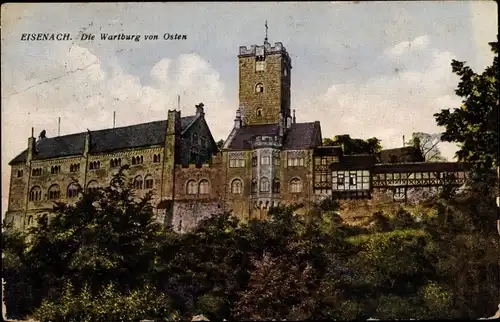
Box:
xmin=264 ymin=20 xmax=268 ymax=43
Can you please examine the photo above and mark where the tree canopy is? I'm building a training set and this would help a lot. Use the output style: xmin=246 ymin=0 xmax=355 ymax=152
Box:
xmin=407 ymin=132 xmax=447 ymax=162
xmin=434 ymin=39 xmax=499 ymax=169
xmin=3 ymin=168 xmax=499 ymax=321
xmin=323 ymin=134 xmax=383 ymax=155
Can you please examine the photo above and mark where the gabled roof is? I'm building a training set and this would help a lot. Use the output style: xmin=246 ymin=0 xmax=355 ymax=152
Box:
xmin=226 ymin=121 xmax=321 ymax=150
xmin=9 ymin=116 xmax=197 ymax=165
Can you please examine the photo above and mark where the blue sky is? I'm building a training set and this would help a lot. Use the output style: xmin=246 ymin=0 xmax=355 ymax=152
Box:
xmin=1 ymin=2 xmax=497 ymax=212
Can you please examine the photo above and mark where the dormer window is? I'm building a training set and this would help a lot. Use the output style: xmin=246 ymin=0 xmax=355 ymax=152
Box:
xmin=255 ymin=83 xmax=264 ymax=93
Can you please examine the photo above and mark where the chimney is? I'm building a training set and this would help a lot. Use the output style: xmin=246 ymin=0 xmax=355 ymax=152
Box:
xmin=279 ymin=112 xmax=284 ymax=137
xmin=234 ymin=108 xmax=242 ymax=129
xmin=195 ymin=102 xmax=205 ymax=117
xmin=167 ymin=110 xmax=182 ymax=135
xmin=27 ymin=127 xmax=36 ymax=162
xmin=292 ymin=109 xmax=296 ymax=124
xmin=83 ymin=129 xmax=91 ymax=156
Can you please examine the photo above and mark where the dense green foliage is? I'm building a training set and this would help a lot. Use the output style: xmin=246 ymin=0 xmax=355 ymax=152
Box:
xmin=323 ymin=135 xmax=383 ymax=155
xmin=3 ymin=170 xmax=498 ymax=320
xmin=3 ymin=39 xmax=499 ymax=321
xmin=434 ymin=39 xmax=499 ymax=169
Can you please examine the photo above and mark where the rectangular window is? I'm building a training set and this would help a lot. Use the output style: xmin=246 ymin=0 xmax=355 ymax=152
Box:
xmin=394 ymin=187 xmax=406 ymax=201
xmin=349 ymin=174 xmax=357 ymax=186
xmin=273 ymin=157 xmax=280 ymax=166
xmin=287 ymin=157 xmax=304 ymax=167
xmin=321 ymin=174 xmax=327 ymax=182
xmin=261 ymin=156 xmax=270 ymax=165
xmin=256 ymin=61 xmax=265 ymax=71
xmin=338 ymin=173 xmax=345 ymax=185
xmin=230 ymin=159 xmax=245 ymax=168
xmin=321 ymin=157 xmax=327 ymax=165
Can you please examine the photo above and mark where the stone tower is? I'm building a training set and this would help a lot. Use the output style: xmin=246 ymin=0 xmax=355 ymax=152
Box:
xmin=238 ymin=37 xmax=292 ymax=126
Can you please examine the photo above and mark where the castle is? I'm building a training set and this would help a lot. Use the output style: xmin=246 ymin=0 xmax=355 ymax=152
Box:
xmin=5 ymin=37 xmax=470 ymax=232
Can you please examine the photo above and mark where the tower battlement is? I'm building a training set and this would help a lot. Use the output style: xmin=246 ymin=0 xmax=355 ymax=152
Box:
xmin=238 ymin=42 xmax=290 ymax=61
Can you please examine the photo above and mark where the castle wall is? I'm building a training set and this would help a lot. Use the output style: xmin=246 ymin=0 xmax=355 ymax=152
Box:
xmin=280 ymin=149 xmax=315 ymax=215
xmin=172 ymin=162 xmax=225 ymax=232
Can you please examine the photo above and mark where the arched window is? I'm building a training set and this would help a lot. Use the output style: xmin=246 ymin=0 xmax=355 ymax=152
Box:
xmin=190 ymin=147 xmax=198 ymax=164
xmin=144 ymin=175 xmax=154 ymax=189
xmin=290 ymin=178 xmax=302 ymax=193
xmin=192 ymin=133 xmax=198 ymax=143
xmin=27 ymin=216 xmax=33 ymax=226
xmin=87 ymin=180 xmax=99 ymax=193
xmin=17 ymin=170 xmax=23 ymax=177
xmin=29 ymin=186 xmax=42 ymax=201
xmin=186 ymin=180 xmax=197 ymax=195
xmin=199 ymin=180 xmax=210 ymax=195
xmin=255 ymin=83 xmax=264 ymax=93
xmin=140 ymin=156 xmax=143 ymax=164
xmin=257 ymin=109 xmax=262 ymax=117
xmin=260 ymin=177 xmax=270 ymax=192
xmin=231 ymin=179 xmax=243 ymax=194
xmin=132 ymin=156 xmax=136 ymax=165
xmin=110 ymin=159 xmax=115 ymax=167
xmin=67 ymin=183 xmax=80 ymax=198
xmin=272 ymin=178 xmax=280 ymax=193
xmin=48 ymin=184 xmax=61 ymax=200
xmin=134 ymin=175 xmax=143 ymax=190
xmin=251 ymin=178 xmax=257 ymax=193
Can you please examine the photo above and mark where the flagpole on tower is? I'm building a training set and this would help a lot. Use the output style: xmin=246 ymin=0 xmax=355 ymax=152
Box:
xmin=265 ymin=20 xmax=268 ymax=42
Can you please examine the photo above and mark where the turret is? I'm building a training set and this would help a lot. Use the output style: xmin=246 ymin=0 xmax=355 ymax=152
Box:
xmin=195 ymin=102 xmax=205 ymax=118
xmin=26 ymin=127 xmax=36 ymax=162
xmin=233 ymin=108 xmax=242 ymax=129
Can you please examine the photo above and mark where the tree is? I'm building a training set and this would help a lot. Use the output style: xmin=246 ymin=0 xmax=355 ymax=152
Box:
xmin=407 ymin=132 xmax=447 ymax=162
xmin=216 ymin=139 xmax=224 ymax=151
xmin=434 ymin=38 xmax=498 ymax=169
xmin=3 ymin=166 xmax=168 ymax=318
xmin=323 ymin=135 xmax=383 ymax=155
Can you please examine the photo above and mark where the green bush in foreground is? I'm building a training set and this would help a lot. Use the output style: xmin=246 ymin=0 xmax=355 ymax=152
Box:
xmin=32 ymin=281 xmax=180 ymax=322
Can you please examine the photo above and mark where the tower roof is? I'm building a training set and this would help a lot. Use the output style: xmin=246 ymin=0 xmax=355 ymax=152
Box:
xmin=225 ymin=121 xmax=321 ymax=150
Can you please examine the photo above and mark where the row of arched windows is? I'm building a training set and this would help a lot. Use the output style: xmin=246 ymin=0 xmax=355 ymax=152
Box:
xmin=133 ymin=175 xmax=154 ymax=190
xmin=51 ymin=165 xmax=61 ymax=174
xmin=110 ymin=158 xmax=122 ymax=168
xmin=89 ymin=161 xmax=101 ymax=170
xmin=186 ymin=180 xmax=210 ymax=195
xmin=32 ymin=168 xmax=42 ymax=176
xmin=70 ymin=163 xmax=80 ymax=172
xmin=29 ymin=182 xmax=97 ymax=201
xmin=152 ymin=154 xmax=161 ymax=163
xmin=132 ymin=156 xmax=144 ymax=165
xmin=29 ymin=184 xmax=62 ymax=201
xmin=230 ymin=178 xmax=302 ymax=194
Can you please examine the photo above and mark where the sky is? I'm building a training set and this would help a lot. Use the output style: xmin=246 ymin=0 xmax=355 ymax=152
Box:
xmin=1 ymin=1 xmax=498 ymax=215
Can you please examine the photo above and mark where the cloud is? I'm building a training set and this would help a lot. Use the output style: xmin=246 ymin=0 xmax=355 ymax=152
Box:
xmin=385 ymin=35 xmax=431 ymax=57
xmin=297 ymin=43 xmax=461 ymax=159
xmin=1 ymin=44 xmax=235 ymax=210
